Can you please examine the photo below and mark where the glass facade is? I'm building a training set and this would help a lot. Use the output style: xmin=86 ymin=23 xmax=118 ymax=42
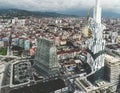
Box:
xmin=35 ymin=38 xmax=59 ymax=76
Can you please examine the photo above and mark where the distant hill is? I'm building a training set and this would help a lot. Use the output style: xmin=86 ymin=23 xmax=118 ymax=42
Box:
xmin=0 ymin=9 xmax=77 ymax=18
xmin=102 ymin=11 xmax=120 ymax=18
xmin=0 ymin=9 xmax=119 ymax=18
xmin=61 ymin=9 xmax=120 ymax=18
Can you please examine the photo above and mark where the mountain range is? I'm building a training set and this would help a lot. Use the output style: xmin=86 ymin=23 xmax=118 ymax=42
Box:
xmin=0 ymin=9 xmax=119 ymax=18
xmin=0 ymin=9 xmax=76 ymax=18
xmin=60 ymin=9 xmax=120 ymax=18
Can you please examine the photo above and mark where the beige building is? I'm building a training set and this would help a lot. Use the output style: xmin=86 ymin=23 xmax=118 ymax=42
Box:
xmin=104 ymin=54 xmax=120 ymax=84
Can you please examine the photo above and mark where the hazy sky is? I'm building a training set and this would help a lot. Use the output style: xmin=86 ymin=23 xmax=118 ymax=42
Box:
xmin=0 ymin=0 xmax=120 ymax=14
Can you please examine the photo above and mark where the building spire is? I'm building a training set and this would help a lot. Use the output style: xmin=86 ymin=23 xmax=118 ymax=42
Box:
xmin=96 ymin=0 xmax=100 ymax=7
xmin=94 ymin=0 xmax=101 ymax=24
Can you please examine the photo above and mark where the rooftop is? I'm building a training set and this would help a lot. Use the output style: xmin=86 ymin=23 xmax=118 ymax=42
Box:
xmin=105 ymin=54 xmax=120 ymax=64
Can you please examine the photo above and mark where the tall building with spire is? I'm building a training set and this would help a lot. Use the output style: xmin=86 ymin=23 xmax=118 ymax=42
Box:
xmin=86 ymin=0 xmax=106 ymax=82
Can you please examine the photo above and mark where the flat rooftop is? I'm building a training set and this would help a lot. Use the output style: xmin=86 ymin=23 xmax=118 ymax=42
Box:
xmin=105 ymin=54 xmax=120 ymax=65
xmin=75 ymin=78 xmax=97 ymax=92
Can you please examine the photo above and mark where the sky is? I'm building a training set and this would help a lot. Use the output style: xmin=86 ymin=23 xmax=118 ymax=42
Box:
xmin=0 ymin=0 xmax=120 ymax=14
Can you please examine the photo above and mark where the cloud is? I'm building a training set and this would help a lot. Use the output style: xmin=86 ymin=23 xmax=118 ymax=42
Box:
xmin=0 ymin=0 xmax=119 ymax=14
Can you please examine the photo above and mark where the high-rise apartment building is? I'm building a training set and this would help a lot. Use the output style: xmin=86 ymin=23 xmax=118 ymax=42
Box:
xmin=34 ymin=38 xmax=59 ymax=76
xmin=104 ymin=54 xmax=120 ymax=84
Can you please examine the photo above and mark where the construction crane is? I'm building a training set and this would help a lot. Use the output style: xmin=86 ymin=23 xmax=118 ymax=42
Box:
xmin=87 ymin=8 xmax=92 ymax=20
xmin=82 ymin=7 xmax=93 ymax=38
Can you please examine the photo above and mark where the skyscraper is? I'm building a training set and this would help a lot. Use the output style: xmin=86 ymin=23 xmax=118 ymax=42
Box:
xmin=34 ymin=38 xmax=59 ymax=76
xmin=86 ymin=0 xmax=106 ymax=82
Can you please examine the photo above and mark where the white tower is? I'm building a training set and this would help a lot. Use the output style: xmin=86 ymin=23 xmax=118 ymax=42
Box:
xmin=94 ymin=0 xmax=101 ymax=24
xmin=86 ymin=0 xmax=105 ymax=74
